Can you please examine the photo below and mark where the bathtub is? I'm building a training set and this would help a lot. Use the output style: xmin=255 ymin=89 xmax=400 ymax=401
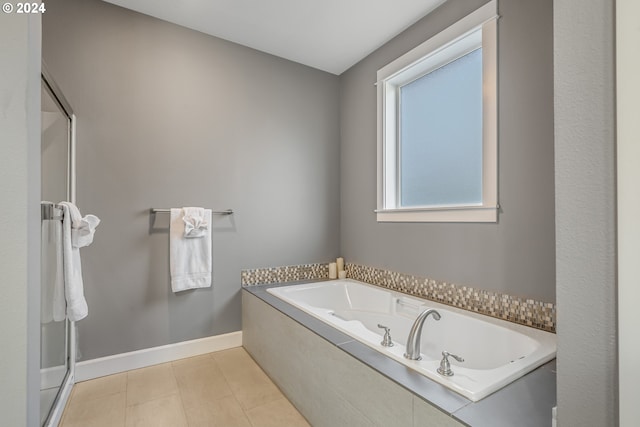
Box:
xmin=267 ymin=279 xmax=556 ymax=402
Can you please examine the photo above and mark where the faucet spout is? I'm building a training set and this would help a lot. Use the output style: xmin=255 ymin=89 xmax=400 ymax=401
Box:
xmin=403 ymin=309 xmax=441 ymax=360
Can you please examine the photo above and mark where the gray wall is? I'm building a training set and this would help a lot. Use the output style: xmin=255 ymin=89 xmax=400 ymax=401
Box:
xmin=0 ymin=12 xmax=41 ymax=427
xmin=554 ymin=0 xmax=617 ymax=425
xmin=340 ymin=0 xmax=556 ymax=303
xmin=43 ymin=0 xmax=340 ymax=360
xmin=1 ymin=1 xmax=620 ymax=425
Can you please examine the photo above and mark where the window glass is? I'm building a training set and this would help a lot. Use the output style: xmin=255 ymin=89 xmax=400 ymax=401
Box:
xmin=399 ymin=48 xmax=483 ymax=207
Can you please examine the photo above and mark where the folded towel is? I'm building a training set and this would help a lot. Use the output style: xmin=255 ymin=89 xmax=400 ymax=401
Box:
xmin=58 ymin=202 xmax=100 ymax=321
xmin=182 ymin=207 xmax=209 ymax=238
xmin=170 ymin=207 xmax=212 ymax=292
xmin=61 ymin=202 xmax=101 ymax=248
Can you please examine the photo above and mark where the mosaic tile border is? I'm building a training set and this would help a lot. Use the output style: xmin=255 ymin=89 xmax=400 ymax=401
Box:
xmin=345 ymin=263 xmax=556 ymax=333
xmin=241 ymin=261 xmax=556 ymax=332
xmin=241 ymin=263 xmax=329 ymax=286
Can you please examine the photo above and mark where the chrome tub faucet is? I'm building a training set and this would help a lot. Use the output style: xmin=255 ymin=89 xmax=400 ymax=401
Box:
xmin=404 ymin=308 xmax=441 ymax=360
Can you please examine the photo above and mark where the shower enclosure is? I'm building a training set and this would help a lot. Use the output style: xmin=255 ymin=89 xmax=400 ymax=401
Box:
xmin=40 ymin=64 xmax=76 ymax=427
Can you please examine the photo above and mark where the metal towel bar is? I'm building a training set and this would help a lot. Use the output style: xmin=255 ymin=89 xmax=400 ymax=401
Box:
xmin=41 ymin=202 xmax=64 ymax=221
xmin=150 ymin=208 xmax=233 ymax=215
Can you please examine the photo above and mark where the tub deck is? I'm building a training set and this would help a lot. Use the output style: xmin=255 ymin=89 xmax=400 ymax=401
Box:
xmin=243 ymin=280 xmax=556 ymax=427
xmin=266 ymin=279 xmax=556 ymax=401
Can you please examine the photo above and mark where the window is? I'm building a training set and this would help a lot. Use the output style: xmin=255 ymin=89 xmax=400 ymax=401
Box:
xmin=376 ymin=0 xmax=498 ymax=222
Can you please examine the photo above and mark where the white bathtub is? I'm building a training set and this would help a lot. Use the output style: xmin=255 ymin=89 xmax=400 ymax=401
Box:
xmin=267 ymin=279 xmax=556 ymax=402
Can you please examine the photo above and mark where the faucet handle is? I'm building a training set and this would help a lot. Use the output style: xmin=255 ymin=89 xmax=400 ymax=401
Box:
xmin=443 ymin=351 xmax=464 ymax=362
xmin=377 ymin=324 xmax=394 ymax=347
xmin=437 ymin=351 xmax=464 ymax=377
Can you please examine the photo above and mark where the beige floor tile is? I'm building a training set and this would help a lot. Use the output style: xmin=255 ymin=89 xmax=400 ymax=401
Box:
xmin=217 ymin=347 xmax=247 ymax=358
xmin=183 ymin=395 xmax=252 ymax=427
xmin=71 ymin=372 xmax=127 ymax=403
xmin=172 ymin=353 xmax=214 ymax=369
xmin=228 ymin=378 xmax=284 ymax=412
xmin=61 ymin=391 xmax=126 ymax=427
xmin=213 ymin=348 xmax=283 ymax=410
xmin=60 ymin=349 xmax=307 ymax=427
xmin=245 ymin=397 xmax=311 ymax=427
xmin=211 ymin=347 xmax=252 ymax=376
xmin=173 ymin=354 xmax=233 ymax=406
xmin=126 ymin=363 xmax=179 ymax=406
xmin=125 ymin=393 xmax=188 ymax=427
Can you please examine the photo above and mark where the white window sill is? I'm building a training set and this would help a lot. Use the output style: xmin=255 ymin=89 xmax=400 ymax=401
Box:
xmin=375 ymin=206 xmax=498 ymax=223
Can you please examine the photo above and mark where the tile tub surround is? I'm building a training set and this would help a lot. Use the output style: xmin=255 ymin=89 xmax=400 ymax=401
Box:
xmin=242 ymin=263 xmax=556 ymax=332
xmin=345 ymin=263 xmax=556 ymax=332
xmin=241 ymin=263 xmax=330 ymax=286
xmin=243 ymin=284 xmax=557 ymax=427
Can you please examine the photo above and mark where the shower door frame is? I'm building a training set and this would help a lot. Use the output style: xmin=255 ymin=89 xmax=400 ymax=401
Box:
xmin=41 ymin=62 xmax=77 ymax=427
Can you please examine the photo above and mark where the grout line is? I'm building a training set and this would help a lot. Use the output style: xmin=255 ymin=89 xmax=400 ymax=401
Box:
xmin=207 ymin=349 xmax=262 ymax=426
xmin=244 ymin=402 xmax=257 ymax=427
xmin=125 ymin=365 xmax=180 ymax=409
xmin=124 ymin=371 xmax=128 ymax=426
xmin=121 ymin=388 xmax=127 ymax=427
xmin=171 ymin=362 xmax=191 ymax=427
xmin=165 ymin=362 xmax=189 ymax=427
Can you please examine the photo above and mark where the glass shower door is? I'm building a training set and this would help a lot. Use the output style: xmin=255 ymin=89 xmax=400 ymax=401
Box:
xmin=40 ymin=68 xmax=74 ymax=426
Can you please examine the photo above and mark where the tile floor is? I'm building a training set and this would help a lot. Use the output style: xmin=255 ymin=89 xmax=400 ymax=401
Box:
xmin=59 ymin=347 xmax=311 ymax=427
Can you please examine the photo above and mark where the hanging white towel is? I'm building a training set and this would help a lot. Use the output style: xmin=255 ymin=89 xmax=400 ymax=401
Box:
xmin=58 ymin=202 xmax=100 ymax=321
xmin=59 ymin=202 xmax=101 ymax=248
xmin=170 ymin=207 xmax=212 ymax=292
xmin=41 ymin=214 xmax=65 ymax=323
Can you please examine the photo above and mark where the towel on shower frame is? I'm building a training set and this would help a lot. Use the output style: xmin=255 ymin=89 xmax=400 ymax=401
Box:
xmin=58 ymin=202 xmax=100 ymax=321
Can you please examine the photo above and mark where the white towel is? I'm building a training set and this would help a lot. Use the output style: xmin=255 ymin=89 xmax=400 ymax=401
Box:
xmin=170 ymin=207 xmax=212 ymax=292
xmin=41 ymin=216 xmax=65 ymax=323
xmin=182 ymin=207 xmax=209 ymax=238
xmin=58 ymin=202 xmax=100 ymax=321
xmin=60 ymin=202 xmax=101 ymax=248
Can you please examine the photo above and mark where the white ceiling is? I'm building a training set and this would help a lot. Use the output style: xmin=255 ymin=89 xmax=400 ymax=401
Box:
xmin=101 ymin=0 xmax=446 ymax=75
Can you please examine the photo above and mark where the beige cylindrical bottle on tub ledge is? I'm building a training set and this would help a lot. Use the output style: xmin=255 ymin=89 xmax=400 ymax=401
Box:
xmin=329 ymin=262 xmax=337 ymax=279
xmin=336 ymin=257 xmax=345 ymax=273
xmin=338 ymin=270 xmax=347 ymax=279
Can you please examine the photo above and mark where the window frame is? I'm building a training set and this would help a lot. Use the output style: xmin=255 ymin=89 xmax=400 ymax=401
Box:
xmin=376 ymin=0 xmax=498 ymax=223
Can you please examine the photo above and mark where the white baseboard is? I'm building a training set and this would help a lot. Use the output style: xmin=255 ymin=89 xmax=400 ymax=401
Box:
xmin=41 ymin=365 xmax=68 ymax=390
xmin=75 ymin=331 xmax=242 ymax=382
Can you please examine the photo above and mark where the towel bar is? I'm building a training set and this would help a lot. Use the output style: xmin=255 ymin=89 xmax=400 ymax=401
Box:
xmin=150 ymin=208 xmax=233 ymax=215
xmin=41 ymin=202 xmax=64 ymax=221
